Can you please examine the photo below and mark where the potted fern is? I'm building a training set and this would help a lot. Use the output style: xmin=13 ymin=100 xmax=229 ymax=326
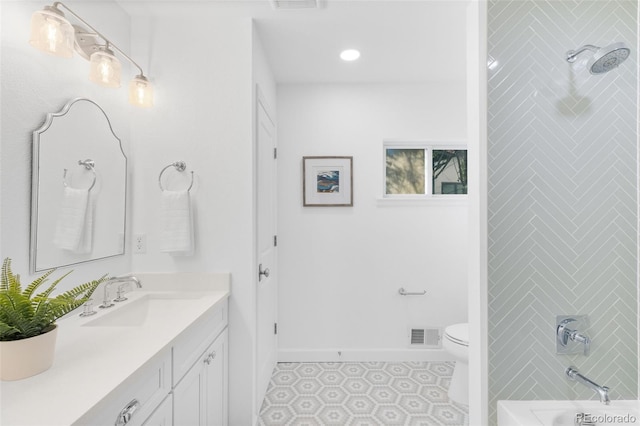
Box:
xmin=0 ymin=258 xmax=108 ymax=381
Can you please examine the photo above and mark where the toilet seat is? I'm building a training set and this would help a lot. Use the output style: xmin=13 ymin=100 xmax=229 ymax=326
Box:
xmin=444 ymin=323 xmax=469 ymax=347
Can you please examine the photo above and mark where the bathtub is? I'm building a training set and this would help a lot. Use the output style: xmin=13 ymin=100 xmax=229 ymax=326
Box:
xmin=498 ymin=400 xmax=640 ymax=426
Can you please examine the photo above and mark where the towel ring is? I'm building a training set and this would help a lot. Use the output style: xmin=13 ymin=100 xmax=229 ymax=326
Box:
xmin=158 ymin=161 xmax=194 ymax=192
xmin=63 ymin=159 xmax=97 ymax=191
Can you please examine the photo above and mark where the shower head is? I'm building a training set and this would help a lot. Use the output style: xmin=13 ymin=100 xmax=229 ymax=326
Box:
xmin=588 ymin=42 xmax=631 ymax=74
xmin=566 ymin=42 xmax=631 ymax=75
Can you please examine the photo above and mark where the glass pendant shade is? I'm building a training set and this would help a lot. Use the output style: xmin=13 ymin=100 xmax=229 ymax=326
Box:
xmin=129 ymin=75 xmax=154 ymax=108
xmin=29 ymin=7 xmax=74 ymax=58
xmin=89 ymin=49 xmax=121 ymax=88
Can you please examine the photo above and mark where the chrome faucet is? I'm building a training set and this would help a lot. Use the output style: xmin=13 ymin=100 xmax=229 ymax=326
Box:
xmin=566 ymin=366 xmax=610 ymax=405
xmin=99 ymin=275 xmax=142 ymax=308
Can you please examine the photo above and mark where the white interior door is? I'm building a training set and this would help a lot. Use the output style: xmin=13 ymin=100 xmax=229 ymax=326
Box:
xmin=256 ymin=88 xmax=277 ymax=411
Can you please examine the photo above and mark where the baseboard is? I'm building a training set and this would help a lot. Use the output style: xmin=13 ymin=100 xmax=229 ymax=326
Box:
xmin=278 ymin=348 xmax=452 ymax=363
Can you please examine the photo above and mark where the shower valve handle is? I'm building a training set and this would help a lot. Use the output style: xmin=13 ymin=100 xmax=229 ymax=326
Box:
xmin=557 ymin=318 xmax=590 ymax=356
xmin=569 ymin=330 xmax=590 ymax=356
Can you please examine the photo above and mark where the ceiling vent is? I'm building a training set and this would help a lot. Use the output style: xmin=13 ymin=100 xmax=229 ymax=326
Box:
xmin=269 ymin=0 xmax=321 ymax=9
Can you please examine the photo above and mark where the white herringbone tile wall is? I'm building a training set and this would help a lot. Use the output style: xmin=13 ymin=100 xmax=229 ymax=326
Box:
xmin=487 ymin=0 xmax=638 ymax=424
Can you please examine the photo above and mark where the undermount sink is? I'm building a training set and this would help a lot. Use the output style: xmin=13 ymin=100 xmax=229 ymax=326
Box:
xmin=83 ymin=293 xmax=204 ymax=327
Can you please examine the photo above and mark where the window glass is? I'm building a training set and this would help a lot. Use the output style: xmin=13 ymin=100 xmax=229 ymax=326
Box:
xmin=432 ymin=150 xmax=467 ymax=194
xmin=385 ymin=148 xmax=425 ymax=195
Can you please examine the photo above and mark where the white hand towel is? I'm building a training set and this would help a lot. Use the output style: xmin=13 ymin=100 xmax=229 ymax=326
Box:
xmin=159 ymin=190 xmax=193 ymax=254
xmin=75 ymin=194 xmax=95 ymax=254
xmin=53 ymin=187 xmax=89 ymax=251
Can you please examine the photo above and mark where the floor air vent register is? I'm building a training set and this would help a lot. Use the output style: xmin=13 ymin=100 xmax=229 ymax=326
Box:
xmin=409 ymin=327 xmax=442 ymax=348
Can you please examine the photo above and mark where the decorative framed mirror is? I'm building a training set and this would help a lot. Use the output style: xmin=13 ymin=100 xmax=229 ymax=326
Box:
xmin=30 ymin=98 xmax=127 ymax=272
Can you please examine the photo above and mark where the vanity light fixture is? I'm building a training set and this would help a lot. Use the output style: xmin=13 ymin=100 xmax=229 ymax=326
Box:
xmin=129 ymin=75 xmax=154 ymax=108
xmin=89 ymin=46 xmax=121 ymax=88
xmin=29 ymin=2 xmax=154 ymax=108
xmin=340 ymin=49 xmax=361 ymax=62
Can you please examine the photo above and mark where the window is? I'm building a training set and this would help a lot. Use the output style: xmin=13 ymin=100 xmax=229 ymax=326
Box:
xmin=432 ymin=149 xmax=467 ymax=195
xmin=383 ymin=142 xmax=467 ymax=198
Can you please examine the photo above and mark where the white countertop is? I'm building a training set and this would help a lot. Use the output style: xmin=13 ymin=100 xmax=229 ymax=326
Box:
xmin=1 ymin=272 xmax=230 ymax=426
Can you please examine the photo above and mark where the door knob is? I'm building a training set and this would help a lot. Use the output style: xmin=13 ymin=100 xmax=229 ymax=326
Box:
xmin=259 ymin=264 xmax=270 ymax=281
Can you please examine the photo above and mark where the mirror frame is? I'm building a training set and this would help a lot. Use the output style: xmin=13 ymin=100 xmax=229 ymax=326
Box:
xmin=30 ymin=98 xmax=128 ymax=272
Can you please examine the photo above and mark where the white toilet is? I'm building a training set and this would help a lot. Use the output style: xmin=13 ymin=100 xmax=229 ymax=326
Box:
xmin=443 ymin=323 xmax=469 ymax=405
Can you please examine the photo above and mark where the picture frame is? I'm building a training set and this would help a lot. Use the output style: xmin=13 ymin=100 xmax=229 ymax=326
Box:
xmin=303 ymin=156 xmax=353 ymax=207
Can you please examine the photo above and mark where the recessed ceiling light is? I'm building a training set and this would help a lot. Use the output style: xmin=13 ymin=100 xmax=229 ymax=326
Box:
xmin=340 ymin=49 xmax=360 ymax=62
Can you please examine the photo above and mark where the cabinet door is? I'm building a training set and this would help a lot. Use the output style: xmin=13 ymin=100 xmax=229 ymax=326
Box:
xmin=142 ymin=395 xmax=172 ymax=426
xmin=204 ymin=329 xmax=228 ymax=426
xmin=173 ymin=353 xmax=207 ymax=426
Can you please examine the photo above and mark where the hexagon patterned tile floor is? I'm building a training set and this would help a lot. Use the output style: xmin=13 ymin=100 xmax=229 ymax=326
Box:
xmin=258 ymin=362 xmax=468 ymax=426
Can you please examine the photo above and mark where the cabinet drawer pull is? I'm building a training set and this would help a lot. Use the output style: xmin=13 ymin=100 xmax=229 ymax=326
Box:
xmin=115 ymin=399 xmax=140 ymax=426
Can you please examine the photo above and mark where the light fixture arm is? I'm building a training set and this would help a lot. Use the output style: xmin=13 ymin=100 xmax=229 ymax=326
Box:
xmin=52 ymin=1 xmax=145 ymax=76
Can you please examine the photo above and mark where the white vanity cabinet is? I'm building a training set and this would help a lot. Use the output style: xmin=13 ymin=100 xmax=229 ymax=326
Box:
xmin=141 ymin=395 xmax=173 ymax=426
xmin=173 ymin=300 xmax=229 ymax=426
xmin=74 ymin=349 xmax=172 ymax=426
xmin=1 ymin=275 xmax=231 ymax=426
xmin=74 ymin=298 xmax=228 ymax=426
xmin=173 ymin=329 xmax=228 ymax=426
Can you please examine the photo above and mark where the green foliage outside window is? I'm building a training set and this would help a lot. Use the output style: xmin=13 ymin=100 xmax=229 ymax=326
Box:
xmin=385 ymin=148 xmax=425 ymax=194
xmin=433 ymin=150 xmax=467 ymax=194
xmin=385 ymin=147 xmax=467 ymax=196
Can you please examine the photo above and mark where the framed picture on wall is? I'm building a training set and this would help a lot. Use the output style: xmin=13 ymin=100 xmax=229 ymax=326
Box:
xmin=303 ymin=156 xmax=353 ymax=207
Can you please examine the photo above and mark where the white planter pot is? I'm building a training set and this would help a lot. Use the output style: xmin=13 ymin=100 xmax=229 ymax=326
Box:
xmin=0 ymin=325 xmax=58 ymax=381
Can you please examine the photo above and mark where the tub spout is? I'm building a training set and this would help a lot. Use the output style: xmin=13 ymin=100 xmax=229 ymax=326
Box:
xmin=566 ymin=366 xmax=610 ymax=405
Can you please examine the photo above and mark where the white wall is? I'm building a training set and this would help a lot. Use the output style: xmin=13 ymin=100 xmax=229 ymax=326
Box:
xmin=277 ymin=83 xmax=468 ymax=360
xmin=0 ymin=0 xmax=133 ymax=288
xmin=129 ymin=14 xmax=272 ymax=425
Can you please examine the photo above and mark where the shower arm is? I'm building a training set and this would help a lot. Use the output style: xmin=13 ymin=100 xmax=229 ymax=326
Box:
xmin=566 ymin=45 xmax=599 ymax=62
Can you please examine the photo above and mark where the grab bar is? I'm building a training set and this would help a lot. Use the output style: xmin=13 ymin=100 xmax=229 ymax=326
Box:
xmin=398 ymin=287 xmax=427 ymax=296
